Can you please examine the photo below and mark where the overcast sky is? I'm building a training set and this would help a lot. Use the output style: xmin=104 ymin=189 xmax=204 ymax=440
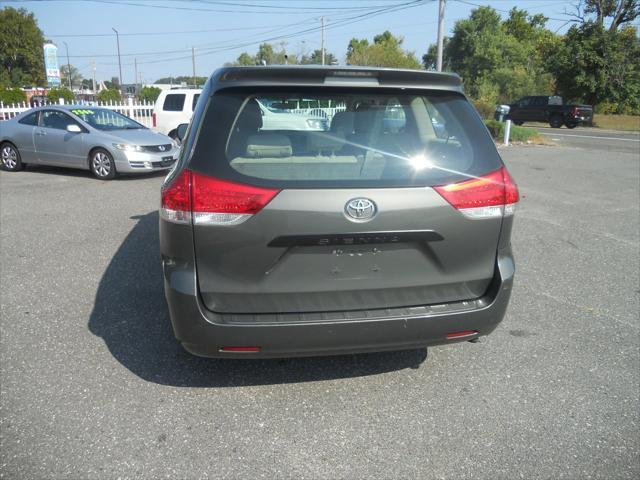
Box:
xmin=7 ymin=0 xmax=593 ymax=84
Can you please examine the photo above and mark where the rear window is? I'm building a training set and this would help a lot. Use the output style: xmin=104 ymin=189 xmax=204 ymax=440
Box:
xmin=163 ymin=94 xmax=185 ymax=111
xmin=189 ymin=88 xmax=502 ymax=188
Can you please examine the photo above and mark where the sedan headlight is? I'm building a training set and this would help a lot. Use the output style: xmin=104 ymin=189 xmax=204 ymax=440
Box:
xmin=306 ymin=119 xmax=327 ymax=130
xmin=113 ymin=143 xmax=143 ymax=152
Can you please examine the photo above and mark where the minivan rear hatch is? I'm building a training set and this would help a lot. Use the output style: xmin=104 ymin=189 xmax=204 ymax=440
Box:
xmin=186 ymin=88 xmax=512 ymax=314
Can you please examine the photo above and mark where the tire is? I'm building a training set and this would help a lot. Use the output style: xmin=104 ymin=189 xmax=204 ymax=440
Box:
xmin=89 ymin=148 xmax=117 ymax=180
xmin=549 ymin=116 xmax=563 ymax=128
xmin=513 ymin=121 xmax=523 ymax=126
xmin=565 ymin=122 xmax=578 ymax=129
xmin=0 ymin=142 xmax=23 ymax=172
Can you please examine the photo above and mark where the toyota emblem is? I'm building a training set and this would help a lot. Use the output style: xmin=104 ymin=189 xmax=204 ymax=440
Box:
xmin=345 ymin=198 xmax=376 ymax=222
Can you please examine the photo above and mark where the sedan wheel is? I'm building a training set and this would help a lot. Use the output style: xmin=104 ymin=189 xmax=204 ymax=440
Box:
xmin=0 ymin=143 xmax=23 ymax=171
xmin=90 ymin=149 xmax=116 ymax=180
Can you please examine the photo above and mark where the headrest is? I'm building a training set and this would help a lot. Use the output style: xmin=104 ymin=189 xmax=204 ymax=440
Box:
xmin=330 ymin=111 xmax=355 ymax=134
xmin=307 ymin=131 xmax=345 ymax=154
xmin=245 ymin=133 xmax=292 ymax=158
xmin=353 ymin=107 xmax=379 ymax=134
xmin=236 ymin=98 xmax=263 ymax=132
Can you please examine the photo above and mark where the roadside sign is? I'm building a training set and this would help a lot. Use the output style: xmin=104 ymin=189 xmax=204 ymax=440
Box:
xmin=43 ymin=43 xmax=61 ymax=86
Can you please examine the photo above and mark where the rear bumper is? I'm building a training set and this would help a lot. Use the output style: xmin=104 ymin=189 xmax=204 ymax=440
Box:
xmin=163 ymin=252 xmax=515 ymax=359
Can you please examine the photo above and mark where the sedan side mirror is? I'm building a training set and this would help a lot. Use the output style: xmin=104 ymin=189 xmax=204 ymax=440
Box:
xmin=176 ymin=123 xmax=189 ymax=142
xmin=67 ymin=124 xmax=82 ymax=133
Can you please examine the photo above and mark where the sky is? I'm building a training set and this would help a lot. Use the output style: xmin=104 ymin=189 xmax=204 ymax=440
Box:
xmin=1 ymin=0 xmax=605 ymax=84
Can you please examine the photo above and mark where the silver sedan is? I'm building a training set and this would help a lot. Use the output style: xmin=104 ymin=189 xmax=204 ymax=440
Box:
xmin=0 ymin=105 xmax=179 ymax=179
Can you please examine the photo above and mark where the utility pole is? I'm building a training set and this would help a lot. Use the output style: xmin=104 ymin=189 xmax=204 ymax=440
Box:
xmin=63 ymin=41 xmax=72 ymax=90
xmin=92 ymin=60 xmax=96 ymax=94
xmin=320 ymin=16 xmax=325 ymax=66
xmin=436 ymin=0 xmax=445 ymax=72
xmin=192 ymin=47 xmax=196 ymax=87
xmin=112 ymin=27 xmax=123 ymax=94
xmin=134 ymin=57 xmax=138 ymax=95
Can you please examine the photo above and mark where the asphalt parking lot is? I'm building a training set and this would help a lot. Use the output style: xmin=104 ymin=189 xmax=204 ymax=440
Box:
xmin=1 ymin=139 xmax=638 ymax=478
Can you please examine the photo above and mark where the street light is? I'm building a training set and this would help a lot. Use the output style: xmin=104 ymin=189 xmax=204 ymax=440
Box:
xmin=63 ymin=41 xmax=72 ymax=90
xmin=112 ymin=27 xmax=123 ymax=94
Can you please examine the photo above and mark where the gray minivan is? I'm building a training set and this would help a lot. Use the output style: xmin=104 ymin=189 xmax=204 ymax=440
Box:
xmin=160 ymin=66 xmax=518 ymax=358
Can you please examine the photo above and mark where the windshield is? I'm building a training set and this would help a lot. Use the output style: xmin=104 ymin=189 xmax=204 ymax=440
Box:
xmin=70 ymin=108 xmax=145 ymax=131
xmin=189 ymin=89 xmax=502 ymax=189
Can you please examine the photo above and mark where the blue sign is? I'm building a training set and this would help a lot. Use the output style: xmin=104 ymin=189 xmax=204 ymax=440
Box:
xmin=43 ymin=43 xmax=61 ymax=86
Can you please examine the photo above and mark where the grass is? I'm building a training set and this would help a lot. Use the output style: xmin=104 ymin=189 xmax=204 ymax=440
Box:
xmin=484 ymin=120 xmax=547 ymax=144
xmin=592 ymin=114 xmax=640 ymax=131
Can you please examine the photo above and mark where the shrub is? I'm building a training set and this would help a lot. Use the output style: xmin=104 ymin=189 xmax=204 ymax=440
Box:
xmin=138 ymin=86 xmax=161 ymax=103
xmin=0 ymin=87 xmax=27 ymax=104
xmin=472 ymin=99 xmax=496 ymax=120
xmin=47 ymin=87 xmax=74 ymax=104
xmin=485 ymin=119 xmax=539 ymax=143
xmin=97 ymin=88 xmax=122 ymax=102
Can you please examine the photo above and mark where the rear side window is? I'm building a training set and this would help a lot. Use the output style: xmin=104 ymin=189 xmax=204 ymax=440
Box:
xmin=192 ymin=93 xmax=200 ymax=111
xmin=18 ymin=112 xmax=38 ymax=125
xmin=189 ymin=89 xmax=502 ymax=188
xmin=163 ymin=94 xmax=186 ymax=111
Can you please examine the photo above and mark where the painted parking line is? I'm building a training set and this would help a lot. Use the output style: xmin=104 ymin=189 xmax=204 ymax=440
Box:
xmin=539 ymin=132 xmax=640 ymax=142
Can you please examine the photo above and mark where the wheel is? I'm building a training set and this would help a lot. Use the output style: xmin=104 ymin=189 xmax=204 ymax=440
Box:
xmin=565 ymin=122 xmax=577 ymax=129
xmin=513 ymin=121 xmax=523 ymax=126
xmin=89 ymin=148 xmax=116 ymax=180
xmin=549 ymin=116 xmax=563 ymax=128
xmin=0 ymin=142 xmax=23 ymax=171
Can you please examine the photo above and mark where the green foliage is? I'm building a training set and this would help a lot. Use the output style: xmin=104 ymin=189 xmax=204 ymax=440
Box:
xmin=138 ymin=86 xmax=161 ymax=103
xmin=300 ymin=49 xmax=337 ymax=65
xmin=545 ymin=23 xmax=640 ymax=114
xmin=47 ymin=86 xmax=74 ymax=104
xmin=154 ymin=75 xmax=207 ymax=86
xmin=59 ymin=64 xmax=83 ymax=90
xmin=0 ymin=87 xmax=27 ymax=104
xmin=227 ymin=43 xmax=304 ymax=66
xmin=436 ymin=7 xmax=554 ymax=102
xmin=0 ymin=7 xmax=46 ymax=87
xmin=97 ymin=88 xmax=121 ymax=102
xmin=485 ymin=120 xmax=539 ymax=142
xmin=346 ymin=31 xmax=421 ymax=69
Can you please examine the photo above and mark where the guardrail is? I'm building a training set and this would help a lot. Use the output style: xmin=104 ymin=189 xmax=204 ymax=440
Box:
xmin=0 ymin=98 xmax=155 ymax=128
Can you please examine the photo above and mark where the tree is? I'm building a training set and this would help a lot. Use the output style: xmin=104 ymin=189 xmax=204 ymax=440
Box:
xmin=300 ymin=49 xmax=337 ymax=65
xmin=0 ymin=87 xmax=27 ymax=104
xmin=47 ymin=86 xmax=74 ymax=104
xmin=346 ymin=31 xmax=421 ymax=69
xmin=97 ymin=88 xmax=121 ymax=102
xmin=422 ymin=38 xmax=451 ymax=70
xmin=154 ymin=75 xmax=207 ymax=85
xmin=60 ymin=64 xmax=83 ymax=90
xmin=138 ymin=85 xmax=161 ymax=103
xmin=546 ymin=22 xmax=640 ymax=112
xmin=0 ymin=7 xmax=46 ymax=87
xmin=226 ymin=42 xmax=297 ymax=66
xmin=567 ymin=0 xmax=639 ymax=31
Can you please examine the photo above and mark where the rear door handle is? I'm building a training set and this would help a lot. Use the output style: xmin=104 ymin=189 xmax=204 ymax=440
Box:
xmin=35 ymin=130 xmax=47 ymax=136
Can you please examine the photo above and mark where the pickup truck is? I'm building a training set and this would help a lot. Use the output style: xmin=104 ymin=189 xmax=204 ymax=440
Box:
xmin=496 ymin=96 xmax=593 ymax=129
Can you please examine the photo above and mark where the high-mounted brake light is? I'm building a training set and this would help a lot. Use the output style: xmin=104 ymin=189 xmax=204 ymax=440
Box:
xmin=161 ymin=169 xmax=280 ymax=226
xmin=434 ymin=167 xmax=519 ymax=219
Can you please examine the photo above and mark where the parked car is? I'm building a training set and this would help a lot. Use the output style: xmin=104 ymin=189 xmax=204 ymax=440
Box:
xmin=152 ymin=88 xmax=201 ymax=140
xmin=153 ymin=88 xmax=327 ymax=139
xmin=0 ymin=105 xmax=179 ymax=179
xmin=159 ymin=66 xmax=519 ymax=358
xmin=498 ymin=95 xmax=593 ymax=128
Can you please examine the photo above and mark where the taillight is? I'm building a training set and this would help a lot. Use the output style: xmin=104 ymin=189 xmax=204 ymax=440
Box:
xmin=152 ymin=112 xmax=156 ymax=127
xmin=570 ymin=106 xmax=578 ymax=116
xmin=160 ymin=169 xmax=280 ymax=226
xmin=433 ymin=166 xmax=519 ymax=219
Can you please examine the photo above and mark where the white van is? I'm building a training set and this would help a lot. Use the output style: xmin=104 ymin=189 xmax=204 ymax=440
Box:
xmin=153 ymin=89 xmax=201 ymax=139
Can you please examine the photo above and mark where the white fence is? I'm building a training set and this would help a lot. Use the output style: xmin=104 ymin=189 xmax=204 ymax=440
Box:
xmin=288 ymin=106 xmax=347 ymax=123
xmin=0 ymin=98 xmax=155 ymax=128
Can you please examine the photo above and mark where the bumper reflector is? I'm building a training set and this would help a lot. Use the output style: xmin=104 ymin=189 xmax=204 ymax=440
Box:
xmin=445 ymin=330 xmax=478 ymax=340
xmin=219 ymin=346 xmax=261 ymax=353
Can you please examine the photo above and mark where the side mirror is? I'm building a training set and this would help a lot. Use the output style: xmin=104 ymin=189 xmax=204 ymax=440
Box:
xmin=67 ymin=124 xmax=82 ymax=133
xmin=176 ymin=123 xmax=189 ymax=142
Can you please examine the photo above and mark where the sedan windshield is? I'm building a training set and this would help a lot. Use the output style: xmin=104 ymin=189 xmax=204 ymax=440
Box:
xmin=70 ymin=108 xmax=145 ymax=131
